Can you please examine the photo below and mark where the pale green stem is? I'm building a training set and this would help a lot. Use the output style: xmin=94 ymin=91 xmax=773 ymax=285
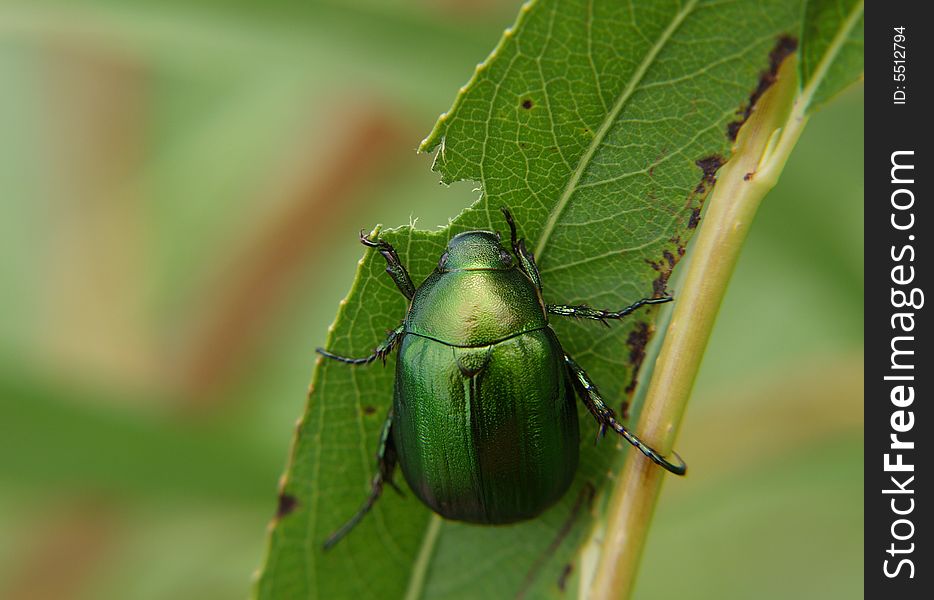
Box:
xmin=588 ymin=54 xmax=803 ymax=600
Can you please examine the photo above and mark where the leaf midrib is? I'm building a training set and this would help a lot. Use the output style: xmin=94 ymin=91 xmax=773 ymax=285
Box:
xmin=533 ymin=0 xmax=699 ymax=261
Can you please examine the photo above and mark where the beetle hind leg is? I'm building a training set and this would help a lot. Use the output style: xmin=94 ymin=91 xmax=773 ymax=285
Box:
xmin=323 ymin=408 xmax=402 ymax=550
xmin=317 ymin=324 xmax=404 ymax=366
xmin=564 ymin=354 xmax=686 ymax=476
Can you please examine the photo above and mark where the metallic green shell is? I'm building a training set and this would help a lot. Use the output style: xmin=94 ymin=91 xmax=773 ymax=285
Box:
xmin=404 ymin=268 xmax=547 ymax=347
xmin=393 ymin=265 xmax=579 ymax=524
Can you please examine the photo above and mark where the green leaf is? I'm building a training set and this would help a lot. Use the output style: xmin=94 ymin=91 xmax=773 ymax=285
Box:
xmin=255 ymin=1 xmax=808 ymax=598
xmin=799 ymin=0 xmax=864 ymax=113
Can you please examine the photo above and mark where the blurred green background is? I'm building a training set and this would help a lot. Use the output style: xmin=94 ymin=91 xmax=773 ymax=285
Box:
xmin=0 ymin=1 xmax=862 ymax=599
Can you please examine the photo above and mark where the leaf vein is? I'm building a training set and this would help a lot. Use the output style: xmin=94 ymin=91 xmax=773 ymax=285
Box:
xmin=534 ymin=0 xmax=699 ymax=261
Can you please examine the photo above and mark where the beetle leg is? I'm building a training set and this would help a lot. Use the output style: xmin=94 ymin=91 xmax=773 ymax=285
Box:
xmin=317 ymin=324 xmax=404 ymax=365
xmin=323 ymin=408 xmax=402 ymax=550
xmin=500 ymin=207 xmax=543 ymax=291
xmin=564 ymin=354 xmax=686 ymax=476
xmin=360 ymin=231 xmax=417 ymax=300
xmin=547 ymin=295 xmax=673 ymax=325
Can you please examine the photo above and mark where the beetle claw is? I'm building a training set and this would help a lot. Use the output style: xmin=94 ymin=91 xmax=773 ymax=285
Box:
xmin=653 ymin=451 xmax=688 ymax=476
xmin=359 ymin=230 xmax=379 ymax=247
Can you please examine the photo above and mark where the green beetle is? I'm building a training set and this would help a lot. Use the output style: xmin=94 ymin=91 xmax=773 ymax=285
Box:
xmin=319 ymin=209 xmax=685 ymax=548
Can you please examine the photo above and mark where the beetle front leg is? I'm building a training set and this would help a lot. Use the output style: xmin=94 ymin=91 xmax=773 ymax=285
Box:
xmin=548 ymin=295 xmax=672 ymax=326
xmin=500 ymin=207 xmax=543 ymax=291
xmin=323 ymin=408 xmax=403 ymax=550
xmin=564 ymin=354 xmax=686 ymax=475
xmin=360 ymin=232 xmax=416 ymax=300
xmin=317 ymin=324 xmax=404 ymax=365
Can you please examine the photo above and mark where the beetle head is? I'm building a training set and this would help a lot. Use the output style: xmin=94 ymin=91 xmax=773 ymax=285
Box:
xmin=438 ymin=231 xmax=514 ymax=271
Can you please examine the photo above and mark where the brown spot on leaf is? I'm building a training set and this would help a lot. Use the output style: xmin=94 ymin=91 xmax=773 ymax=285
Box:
xmin=679 ymin=154 xmax=724 ymax=232
xmin=647 ymin=236 xmax=686 ymax=298
xmin=521 ymin=98 xmax=534 ymax=109
xmin=726 ymin=121 xmax=744 ymax=142
xmin=558 ymin=563 xmax=574 ymax=592
xmin=653 ymin=278 xmax=668 ymax=298
xmin=768 ymin=35 xmax=800 ymax=76
xmin=619 ymin=400 xmax=631 ymax=421
xmin=363 ymin=405 xmax=377 ymax=415
xmin=624 ymin=322 xmax=651 ymax=396
xmin=696 ymin=155 xmax=725 ymax=182
xmin=688 ymin=207 xmax=702 ymax=229
xmin=630 ymin=152 xmax=719 ymax=400
xmin=693 ymin=154 xmax=725 ymax=195
xmin=276 ymin=493 xmax=299 ymax=519
xmin=651 ymin=265 xmax=669 ymax=297
xmin=663 ymin=250 xmax=676 ymax=268
xmin=726 ymin=35 xmax=798 ymax=141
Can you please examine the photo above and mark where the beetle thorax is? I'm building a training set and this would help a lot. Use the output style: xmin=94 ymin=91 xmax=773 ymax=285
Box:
xmin=438 ymin=231 xmax=514 ymax=271
xmin=404 ymin=232 xmax=548 ymax=347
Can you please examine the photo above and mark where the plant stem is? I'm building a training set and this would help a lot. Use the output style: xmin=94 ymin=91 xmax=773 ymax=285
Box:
xmin=588 ymin=55 xmax=801 ymax=600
